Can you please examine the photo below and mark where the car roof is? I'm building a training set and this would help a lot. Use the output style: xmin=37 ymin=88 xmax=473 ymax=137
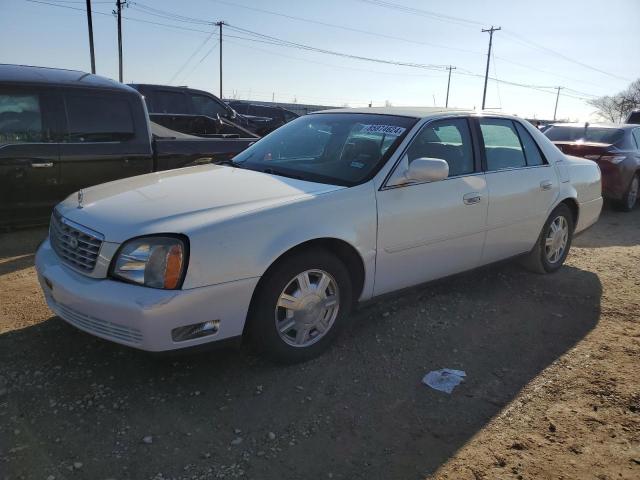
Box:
xmin=315 ymin=106 xmax=477 ymax=119
xmin=0 ymin=64 xmax=132 ymax=92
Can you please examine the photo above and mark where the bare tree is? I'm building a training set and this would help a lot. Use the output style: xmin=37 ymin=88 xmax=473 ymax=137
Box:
xmin=588 ymin=79 xmax=640 ymax=122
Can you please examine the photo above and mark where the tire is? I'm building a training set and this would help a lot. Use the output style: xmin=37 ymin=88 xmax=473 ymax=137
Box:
xmin=615 ymin=174 xmax=639 ymax=212
xmin=521 ymin=203 xmax=574 ymax=274
xmin=247 ymin=248 xmax=353 ymax=363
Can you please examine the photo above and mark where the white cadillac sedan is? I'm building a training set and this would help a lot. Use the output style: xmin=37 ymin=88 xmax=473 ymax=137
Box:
xmin=35 ymin=108 xmax=602 ymax=362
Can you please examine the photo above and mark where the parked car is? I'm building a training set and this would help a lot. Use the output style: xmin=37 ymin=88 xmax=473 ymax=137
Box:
xmin=545 ymin=123 xmax=640 ymax=211
xmin=227 ymin=101 xmax=299 ymax=135
xmin=626 ymin=109 xmax=640 ymax=125
xmin=0 ymin=65 xmax=257 ymax=227
xmin=35 ymin=108 xmax=602 ymax=362
xmin=129 ymin=84 xmax=273 ymax=135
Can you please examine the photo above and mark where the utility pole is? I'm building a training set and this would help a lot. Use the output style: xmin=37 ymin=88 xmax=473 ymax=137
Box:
xmin=85 ymin=0 xmax=96 ymax=74
xmin=553 ymin=86 xmax=563 ymax=121
xmin=481 ymin=25 xmax=501 ymax=110
xmin=215 ymin=21 xmax=225 ymax=99
xmin=445 ymin=65 xmax=456 ymax=108
xmin=114 ymin=0 xmax=126 ymax=82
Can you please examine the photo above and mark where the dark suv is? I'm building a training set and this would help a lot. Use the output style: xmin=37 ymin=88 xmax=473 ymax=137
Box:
xmin=129 ymin=84 xmax=272 ymax=135
xmin=545 ymin=123 xmax=640 ymax=211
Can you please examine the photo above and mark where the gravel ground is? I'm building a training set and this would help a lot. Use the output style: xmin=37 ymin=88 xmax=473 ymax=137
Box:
xmin=0 ymin=206 xmax=638 ymax=480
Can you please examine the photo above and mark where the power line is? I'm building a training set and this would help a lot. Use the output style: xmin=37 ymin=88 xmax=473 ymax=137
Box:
xmin=167 ymin=30 xmax=215 ymax=85
xmin=206 ymin=0 xmax=483 ymax=56
xmin=359 ymin=0 xmax=631 ymax=83
xmin=224 ymin=24 xmax=449 ymax=71
xmin=501 ymin=30 xmax=631 ymax=82
xmin=355 ymin=0 xmax=485 ymax=28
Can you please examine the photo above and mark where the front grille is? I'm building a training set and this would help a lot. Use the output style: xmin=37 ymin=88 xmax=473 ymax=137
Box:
xmin=52 ymin=301 xmax=143 ymax=345
xmin=50 ymin=211 xmax=104 ymax=272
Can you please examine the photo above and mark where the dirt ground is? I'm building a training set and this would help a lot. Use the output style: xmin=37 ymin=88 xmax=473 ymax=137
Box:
xmin=0 ymin=206 xmax=638 ymax=480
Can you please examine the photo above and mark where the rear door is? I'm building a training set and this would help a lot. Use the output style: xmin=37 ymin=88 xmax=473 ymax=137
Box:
xmin=57 ymin=89 xmax=152 ymax=196
xmin=477 ymin=117 xmax=558 ymax=263
xmin=0 ymin=86 xmax=61 ymax=225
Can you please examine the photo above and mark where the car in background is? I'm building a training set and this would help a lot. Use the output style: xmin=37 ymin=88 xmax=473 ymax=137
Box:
xmin=544 ymin=123 xmax=640 ymax=211
xmin=129 ymin=84 xmax=273 ymax=135
xmin=35 ymin=108 xmax=602 ymax=361
xmin=626 ymin=109 xmax=640 ymax=125
xmin=227 ymin=101 xmax=299 ymax=135
xmin=0 ymin=65 xmax=256 ymax=227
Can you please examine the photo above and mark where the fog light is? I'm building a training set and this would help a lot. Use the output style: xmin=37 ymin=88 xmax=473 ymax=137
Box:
xmin=172 ymin=320 xmax=220 ymax=342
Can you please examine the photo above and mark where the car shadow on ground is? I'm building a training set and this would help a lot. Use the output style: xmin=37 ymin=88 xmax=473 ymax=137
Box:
xmin=573 ymin=203 xmax=640 ymax=249
xmin=0 ymin=227 xmax=47 ymax=275
xmin=1 ymin=260 xmax=602 ymax=479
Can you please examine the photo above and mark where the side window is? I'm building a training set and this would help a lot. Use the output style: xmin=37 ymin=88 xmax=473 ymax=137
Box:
xmin=479 ymin=118 xmax=526 ymax=171
xmin=65 ymin=93 xmax=134 ymax=142
xmin=155 ymin=91 xmax=189 ymax=113
xmin=405 ymin=118 xmax=474 ymax=177
xmin=0 ymin=92 xmax=44 ymax=144
xmin=514 ymin=122 xmax=546 ymax=166
xmin=190 ymin=94 xmax=228 ymax=118
xmin=283 ymin=111 xmax=297 ymax=122
xmin=633 ymin=129 xmax=640 ymax=149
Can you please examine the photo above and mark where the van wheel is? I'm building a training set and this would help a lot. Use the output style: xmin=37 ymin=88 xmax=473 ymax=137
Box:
xmin=521 ymin=204 xmax=574 ymax=274
xmin=615 ymin=174 xmax=639 ymax=212
xmin=248 ymin=249 xmax=353 ymax=363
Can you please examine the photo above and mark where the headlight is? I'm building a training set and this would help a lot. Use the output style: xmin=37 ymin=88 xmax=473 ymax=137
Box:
xmin=111 ymin=236 xmax=187 ymax=289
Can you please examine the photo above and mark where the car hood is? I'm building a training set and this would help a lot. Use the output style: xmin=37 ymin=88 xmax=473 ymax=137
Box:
xmin=56 ymin=165 xmax=344 ymax=243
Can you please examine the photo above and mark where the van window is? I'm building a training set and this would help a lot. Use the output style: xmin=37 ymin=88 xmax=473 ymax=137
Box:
xmin=65 ymin=93 xmax=134 ymax=142
xmin=0 ymin=92 xmax=43 ymax=144
xmin=479 ymin=119 xmax=526 ymax=170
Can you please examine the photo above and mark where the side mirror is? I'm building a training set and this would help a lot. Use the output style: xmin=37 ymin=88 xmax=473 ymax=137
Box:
xmin=405 ymin=157 xmax=449 ymax=183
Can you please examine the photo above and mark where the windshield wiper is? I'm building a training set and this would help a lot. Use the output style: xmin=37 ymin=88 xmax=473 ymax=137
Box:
xmin=262 ymin=168 xmax=304 ymax=180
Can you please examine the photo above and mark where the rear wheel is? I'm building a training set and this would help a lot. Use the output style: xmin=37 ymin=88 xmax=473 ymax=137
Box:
xmin=521 ymin=204 xmax=574 ymax=274
xmin=615 ymin=174 xmax=639 ymax=212
xmin=248 ymin=248 xmax=353 ymax=363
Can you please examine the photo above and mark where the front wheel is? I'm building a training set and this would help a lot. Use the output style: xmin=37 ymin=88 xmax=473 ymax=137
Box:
xmin=247 ymin=249 xmax=353 ymax=363
xmin=521 ymin=204 xmax=574 ymax=274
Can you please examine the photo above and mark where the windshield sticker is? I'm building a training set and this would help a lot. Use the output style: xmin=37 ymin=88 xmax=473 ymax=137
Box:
xmin=350 ymin=161 xmax=365 ymax=168
xmin=359 ymin=124 xmax=406 ymax=136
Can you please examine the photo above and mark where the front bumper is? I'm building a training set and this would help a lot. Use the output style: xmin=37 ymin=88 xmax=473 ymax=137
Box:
xmin=35 ymin=239 xmax=259 ymax=352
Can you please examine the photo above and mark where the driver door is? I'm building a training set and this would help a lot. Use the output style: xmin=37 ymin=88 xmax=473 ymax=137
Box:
xmin=374 ymin=117 xmax=488 ymax=295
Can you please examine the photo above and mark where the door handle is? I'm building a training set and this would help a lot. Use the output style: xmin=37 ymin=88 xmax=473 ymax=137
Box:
xmin=463 ymin=192 xmax=482 ymax=205
xmin=540 ymin=180 xmax=553 ymax=191
xmin=30 ymin=162 xmax=54 ymax=168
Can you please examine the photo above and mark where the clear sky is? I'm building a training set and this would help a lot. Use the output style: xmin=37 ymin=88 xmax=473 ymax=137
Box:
xmin=3 ymin=0 xmax=639 ymax=121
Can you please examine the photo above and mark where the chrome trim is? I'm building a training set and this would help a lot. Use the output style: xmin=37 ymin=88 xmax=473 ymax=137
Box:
xmin=50 ymin=210 xmax=104 ymax=273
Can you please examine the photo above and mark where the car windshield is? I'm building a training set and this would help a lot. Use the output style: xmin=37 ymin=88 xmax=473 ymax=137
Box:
xmin=232 ymin=113 xmax=417 ymax=186
xmin=545 ymin=125 xmax=625 ymax=145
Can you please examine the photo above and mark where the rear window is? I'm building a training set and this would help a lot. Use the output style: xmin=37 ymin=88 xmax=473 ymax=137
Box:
xmin=65 ymin=93 xmax=134 ymax=142
xmin=0 ymin=93 xmax=43 ymax=144
xmin=545 ymin=126 xmax=624 ymax=145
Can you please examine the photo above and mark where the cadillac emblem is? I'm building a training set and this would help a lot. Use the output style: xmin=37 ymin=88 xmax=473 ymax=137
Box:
xmin=69 ymin=235 xmax=79 ymax=250
xmin=77 ymin=189 xmax=84 ymax=209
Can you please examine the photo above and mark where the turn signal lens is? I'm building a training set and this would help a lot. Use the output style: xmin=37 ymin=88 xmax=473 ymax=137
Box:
xmin=164 ymin=245 xmax=184 ymax=289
